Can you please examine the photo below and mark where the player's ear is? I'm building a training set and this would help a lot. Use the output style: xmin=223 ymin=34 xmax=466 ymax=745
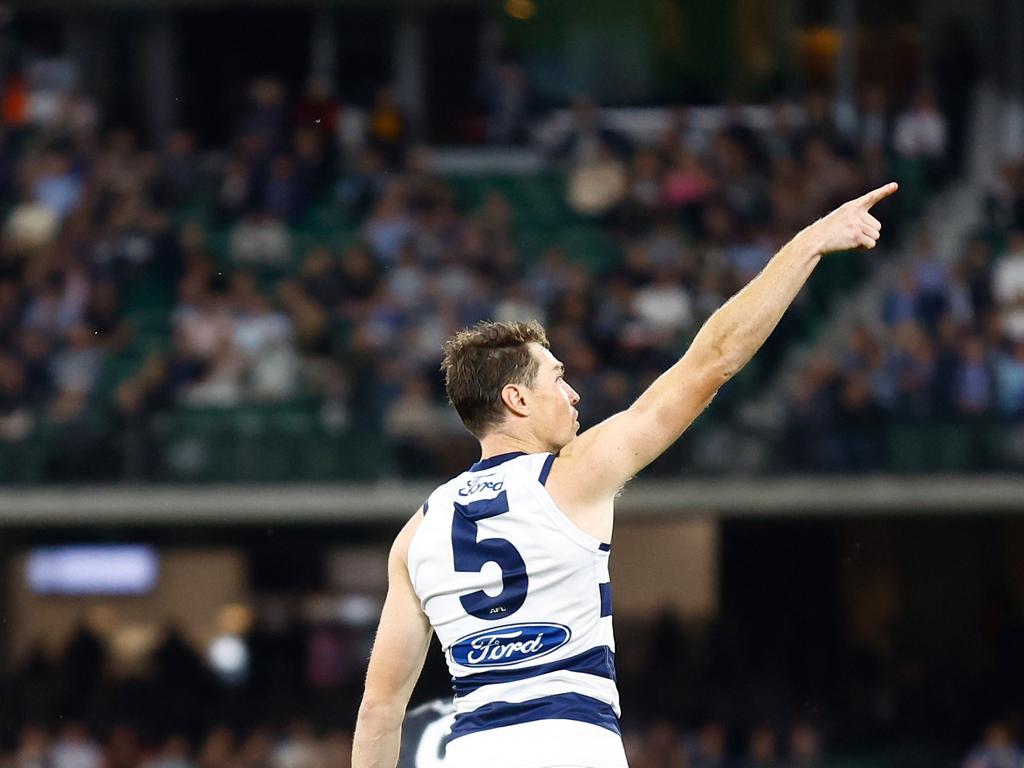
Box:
xmin=500 ymin=382 xmax=530 ymax=418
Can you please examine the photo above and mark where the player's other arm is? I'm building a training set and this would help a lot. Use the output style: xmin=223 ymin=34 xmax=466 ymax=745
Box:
xmin=559 ymin=182 xmax=898 ymax=498
xmin=352 ymin=511 xmax=432 ymax=768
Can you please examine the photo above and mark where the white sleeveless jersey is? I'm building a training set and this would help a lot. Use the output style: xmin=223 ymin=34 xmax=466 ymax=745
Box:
xmin=407 ymin=451 xmax=628 ymax=768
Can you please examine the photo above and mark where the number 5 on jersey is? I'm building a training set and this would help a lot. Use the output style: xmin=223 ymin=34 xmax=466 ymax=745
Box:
xmin=452 ymin=491 xmax=529 ymax=620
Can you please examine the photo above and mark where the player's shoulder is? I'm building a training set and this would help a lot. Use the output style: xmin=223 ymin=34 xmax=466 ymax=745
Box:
xmin=390 ymin=505 xmax=427 ymax=568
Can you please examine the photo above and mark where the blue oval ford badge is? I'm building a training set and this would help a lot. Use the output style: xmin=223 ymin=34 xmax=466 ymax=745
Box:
xmin=450 ymin=623 xmax=571 ymax=668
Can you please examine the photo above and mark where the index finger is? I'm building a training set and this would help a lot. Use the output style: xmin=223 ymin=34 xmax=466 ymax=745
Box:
xmin=853 ymin=181 xmax=899 ymax=210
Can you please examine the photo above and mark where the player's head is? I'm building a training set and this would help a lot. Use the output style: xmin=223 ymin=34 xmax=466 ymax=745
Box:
xmin=441 ymin=320 xmax=581 ymax=451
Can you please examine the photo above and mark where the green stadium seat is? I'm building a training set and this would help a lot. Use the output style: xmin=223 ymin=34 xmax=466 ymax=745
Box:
xmin=885 ymin=425 xmax=931 ymax=473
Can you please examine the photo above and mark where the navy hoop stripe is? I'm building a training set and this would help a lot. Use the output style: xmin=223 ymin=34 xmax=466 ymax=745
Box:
xmin=598 ymin=542 xmax=611 ymax=552
xmin=449 ymin=692 xmax=620 ymax=740
xmin=538 ymin=454 xmax=555 ymax=485
xmin=599 ymin=583 xmax=613 ymax=617
xmin=451 ymin=645 xmax=616 ymax=697
xmin=470 ymin=452 xmax=526 ymax=472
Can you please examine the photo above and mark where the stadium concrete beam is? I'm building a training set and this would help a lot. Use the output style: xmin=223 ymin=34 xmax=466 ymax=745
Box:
xmin=1 ymin=477 xmax=1024 ymax=524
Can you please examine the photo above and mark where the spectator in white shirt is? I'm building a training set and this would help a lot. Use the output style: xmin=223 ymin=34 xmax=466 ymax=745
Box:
xmin=50 ymin=723 xmax=102 ymax=768
xmin=992 ymin=231 xmax=1024 ymax=341
xmin=893 ymin=88 xmax=948 ymax=182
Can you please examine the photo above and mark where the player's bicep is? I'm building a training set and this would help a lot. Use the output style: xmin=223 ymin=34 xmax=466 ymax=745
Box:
xmin=361 ymin=534 xmax=432 ymax=713
xmin=562 ymin=357 xmax=718 ymax=494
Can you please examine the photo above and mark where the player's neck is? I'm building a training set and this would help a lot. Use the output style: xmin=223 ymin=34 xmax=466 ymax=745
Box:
xmin=477 ymin=432 xmax=548 ymax=461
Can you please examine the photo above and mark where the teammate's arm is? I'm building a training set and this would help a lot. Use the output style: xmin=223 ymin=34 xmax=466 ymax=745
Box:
xmin=558 ymin=182 xmax=897 ymax=500
xmin=352 ymin=511 xmax=432 ymax=768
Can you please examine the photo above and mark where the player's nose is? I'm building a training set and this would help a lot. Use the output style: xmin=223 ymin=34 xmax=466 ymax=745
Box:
xmin=567 ymin=384 xmax=581 ymax=405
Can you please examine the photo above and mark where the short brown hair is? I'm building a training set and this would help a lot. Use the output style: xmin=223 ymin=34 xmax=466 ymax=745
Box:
xmin=441 ymin=320 xmax=550 ymax=438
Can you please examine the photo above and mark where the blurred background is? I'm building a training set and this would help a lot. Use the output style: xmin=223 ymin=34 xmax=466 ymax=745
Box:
xmin=0 ymin=0 xmax=1022 ymax=766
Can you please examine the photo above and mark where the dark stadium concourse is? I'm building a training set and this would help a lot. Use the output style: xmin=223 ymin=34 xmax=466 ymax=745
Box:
xmin=0 ymin=512 xmax=1023 ymax=758
xmin=176 ymin=7 xmax=317 ymax=149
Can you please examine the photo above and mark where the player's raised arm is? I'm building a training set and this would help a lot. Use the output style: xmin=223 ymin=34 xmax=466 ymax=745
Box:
xmin=352 ymin=511 xmax=432 ymax=768
xmin=557 ymin=182 xmax=898 ymax=500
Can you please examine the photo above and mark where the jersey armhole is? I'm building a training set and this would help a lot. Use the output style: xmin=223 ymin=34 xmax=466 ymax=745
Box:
xmin=538 ymin=453 xmax=555 ymax=485
xmin=528 ymin=453 xmax=607 ymax=553
xmin=404 ymin=500 xmax=431 ymax=594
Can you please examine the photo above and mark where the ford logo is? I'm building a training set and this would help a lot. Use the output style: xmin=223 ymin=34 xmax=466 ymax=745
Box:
xmin=458 ymin=476 xmax=504 ymax=496
xmin=449 ymin=623 xmax=571 ymax=667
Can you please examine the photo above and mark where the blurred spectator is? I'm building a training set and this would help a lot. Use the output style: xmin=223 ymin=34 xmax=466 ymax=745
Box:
xmin=0 ymin=353 xmax=34 ymax=442
xmin=994 ymin=339 xmax=1024 ymax=417
xmin=954 ymin=336 xmax=994 ymax=416
xmin=743 ymin=726 xmax=782 ymax=768
xmin=319 ymin=731 xmax=352 ymax=768
xmin=384 ymin=373 xmax=461 ymax=476
xmin=141 ymin=735 xmax=197 ymax=768
xmin=157 ymin=130 xmax=201 ymax=207
xmin=367 ymin=85 xmax=408 ymax=167
xmin=103 ymin=724 xmax=141 ymax=768
xmin=4 ymin=195 xmax=60 ymax=255
xmin=49 ymin=723 xmax=101 ymax=768
xmin=634 ymin=721 xmax=689 ymax=768
xmin=50 ymin=324 xmax=104 ymax=395
xmin=293 ymin=127 xmax=333 ymax=208
xmin=243 ymin=78 xmax=288 ymax=154
xmin=235 ymin=730 xmax=273 ymax=768
xmin=233 ymin=289 xmax=299 ymax=401
xmin=197 ymin=728 xmax=234 ymax=768
xmin=690 ymin=722 xmax=727 ymax=768
xmin=893 ymin=88 xmax=948 ymax=182
xmin=230 ymin=213 xmax=292 ymax=267
xmin=787 ymin=723 xmax=823 ymax=768
xmin=992 ymin=231 xmax=1024 ymax=341
xmin=485 ymin=59 xmax=530 ymax=145
xmin=272 ymin=722 xmax=322 ymax=768
xmin=566 ymin=140 xmax=628 ymax=217
xmin=294 ymin=77 xmax=340 ymax=141
xmin=555 ymin=95 xmax=631 ymax=163
xmin=11 ymin=726 xmax=50 ymax=768
xmin=262 ymin=155 xmax=302 ymax=223
xmin=857 ymin=84 xmax=891 ymax=160
xmin=32 ymin=149 xmax=82 ymax=219
xmin=962 ymin=722 xmax=1022 ymax=768
xmin=364 ymin=186 xmax=413 ymax=264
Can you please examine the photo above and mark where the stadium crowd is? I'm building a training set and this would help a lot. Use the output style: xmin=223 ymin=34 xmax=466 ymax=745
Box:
xmin=0 ymin=616 xmax=1016 ymax=768
xmin=0 ymin=719 xmax=835 ymax=768
xmin=0 ymin=66 xmax=982 ymax=480
xmin=0 ymin=619 xmax=865 ymax=768
xmin=783 ymin=165 xmax=1024 ymax=472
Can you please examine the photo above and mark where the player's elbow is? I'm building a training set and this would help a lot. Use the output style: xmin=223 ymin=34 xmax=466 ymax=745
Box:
xmin=356 ymin=694 xmax=405 ymax=731
xmin=695 ymin=339 xmax=736 ymax=395
xmin=688 ymin=325 xmax=737 ymax=388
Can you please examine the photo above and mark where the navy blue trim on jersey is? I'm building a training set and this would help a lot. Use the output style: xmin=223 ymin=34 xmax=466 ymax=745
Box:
xmin=451 ymin=645 xmax=616 ymax=697
xmin=598 ymin=542 xmax=611 ymax=552
xmin=470 ymin=452 xmax=527 ymax=472
xmin=449 ymin=692 xmax=621 ymax=740
xmin=538 ymin=453 xmax=555 ymax=485
xmin=599 ymin=582 xmax=613 ymax=617
xmin=422 ymin=498 xmax=429 ymax=515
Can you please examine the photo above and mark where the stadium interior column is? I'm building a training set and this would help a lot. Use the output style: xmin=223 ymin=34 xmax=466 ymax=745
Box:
xmin=833 ymin=0 xmax=857 ymax=134
xmin=310 ymin=6 xmax=336 ymax=87
xmin=63 ymin=11 xmax=112 ymax=114
xmin=394 ymin=9 xmax=426 ymax=138
xmin=139 ymin=11 xmax=178 ymax=147
xmin=1009 ymin=0 xmax=1024 ymax=99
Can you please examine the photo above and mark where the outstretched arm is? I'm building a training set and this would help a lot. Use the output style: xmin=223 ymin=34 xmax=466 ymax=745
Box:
xmin=352 ymin=511 xmax=431 ymax=768
xmin=556 ymin=182 xmax=898 ymax=503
